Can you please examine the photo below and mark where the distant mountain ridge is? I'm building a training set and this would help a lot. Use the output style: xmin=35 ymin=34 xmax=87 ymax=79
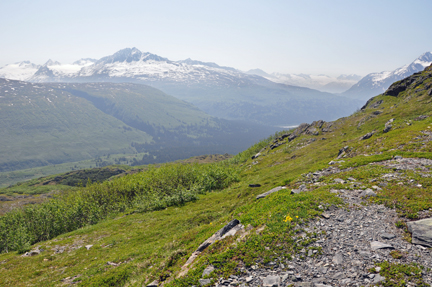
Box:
xmin=0 ymin=48 xmax=364 ymax=125
xmin=245 ymin=69 xmax=362 ymax=93
xmin=342 ymin=51 xmax=432 ymax=101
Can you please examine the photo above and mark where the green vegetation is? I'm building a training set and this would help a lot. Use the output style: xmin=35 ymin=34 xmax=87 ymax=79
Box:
xmin=0 ymin=162 xmax=238 ymax=254
xmin=375 ymin=261 xmax=428 ymax=287
xmin=1 ymin=66 xmax=432 ymax=285
xmin=0 ymin=79 xmax=277 ymax=175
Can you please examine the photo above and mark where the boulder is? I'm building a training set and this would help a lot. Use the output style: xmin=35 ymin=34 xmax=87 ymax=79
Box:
xmin=407 ymin=218 xmax=432 ymax=247
xmin=202 ymin=265 xmax=214 ymax=277
xmin=383 ymin=125 xmax=392 ymax=133
xmin=262 ymin=275 xmax=280 ymax=287
xmin=361 ymin=188 xmax=377 ymax=197
xmin=360 ymin=132 xmax=375 ymax=140
xmin=256 ymin=186 xmax=286 ymax=199
xmin=370 ymin=241 xmax=394 ymax=251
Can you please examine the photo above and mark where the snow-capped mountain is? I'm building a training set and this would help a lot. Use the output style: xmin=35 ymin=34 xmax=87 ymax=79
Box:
xmin=0 ymin=61 xmax=40 ymax=81
xmin=245 ymin=69 xmax=361 ymax=94
xmin=72 ymin=47 xmax=251 ymax=85
xmin=0 ymin=48 xmax=364 ymax=126
xmin=30 ymin=58 xmax=97 ymax=82
xmin=342 ymin=52 xmax=432 ymax=100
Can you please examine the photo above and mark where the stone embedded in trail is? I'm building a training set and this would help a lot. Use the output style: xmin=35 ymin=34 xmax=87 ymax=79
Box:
xmin=370 ymin=241 xmax=394 ymax=250
xmin=381 ymin=233 xmax=396 ymax=240
xmin=407 ymin=218 xmax=432 ymax=247
xmin=256 ymin=186 xmax=286 ymax=199
xmin=262 ymin=275 xmax=280 ymax=287
xmin=332 ymin=253 xmax=344 ymax=265
xmin=374 ymin=274 xmax=386 ymax=283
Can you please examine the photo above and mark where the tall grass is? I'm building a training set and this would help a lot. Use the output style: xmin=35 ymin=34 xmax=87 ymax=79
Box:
xmin=229 ymin=129 xmax=292 ymax=164
xmin=0 ymin=162 xmax=238 ymax=253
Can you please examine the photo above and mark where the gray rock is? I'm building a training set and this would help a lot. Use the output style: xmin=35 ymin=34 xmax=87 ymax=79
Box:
xmin=291 ymin=189 xmax=302 ymax=194
xmin=341 ymin=278 xmax=351 ymax=284
xmin=262 ymin=275 xmax=280 ymax=287
xmin=0 ymin=196 xmax=12 ymax=201
xmin=383 ymin=125 xmax=392 ymax=133
xmin=407 ymin=218 xmax=432 ymax=247
xmin=146 ymin=280 xmax=158 ymax=287
xmin=360 ymin=132 xmax=375 ymax=140
xmin=85 ymin=245 xmax=93 ymax=250
xmin=251 ymin=152 xmax=261 ymax=159
xmin=361 ymin=188 xmax=377 ymax=197
xmin=370 ymin=241 xmax=394 ymax=250
xmin=314 ymin=284 xmax=332 ymax=287
xmin=199 ymin=278 xmax=211 ymax=286
xmin=374 ymin=274 xmax=386 ymax=283
xmin=381 ymin=233 xmax=396 ymax=240
xmin=332 ymin=253 xmax=343 ymax=265
xmin=249 ymin=184 xmax=261 ymax=188
xmin=256 ymin=186 xmax=286 ymax=199
xmin=202 ymin=265 xmax=214 ymax=277
xmin=394 ymin=155 xmax=403 ymax=160
xmin=334 ymin=178 xmax=346 ymax=184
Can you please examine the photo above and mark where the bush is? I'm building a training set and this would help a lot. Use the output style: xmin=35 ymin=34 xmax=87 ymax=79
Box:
xmin=0 ymin=162 xmax=239 ymax=253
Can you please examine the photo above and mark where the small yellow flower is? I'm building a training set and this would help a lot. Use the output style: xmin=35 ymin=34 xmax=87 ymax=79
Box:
xmin=295 ymin=216 xmax=299 ymax=218
xmin=283 ymin=215 xmax=293 ymax=222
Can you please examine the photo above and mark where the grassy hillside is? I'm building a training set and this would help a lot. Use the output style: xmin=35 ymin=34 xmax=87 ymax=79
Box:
xmin=1 ymin=66 xmax=432 ymax=286
xmin=0 ymin=79 xmax=152 ymax=172
xmin=0 ymin=79 xmax=278 ymax=176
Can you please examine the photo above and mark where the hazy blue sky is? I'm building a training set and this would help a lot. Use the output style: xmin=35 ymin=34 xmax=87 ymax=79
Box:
xmin=1 ymin=0 xmax=431 ymax=76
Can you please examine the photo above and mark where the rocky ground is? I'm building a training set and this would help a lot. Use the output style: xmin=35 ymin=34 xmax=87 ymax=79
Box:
xmin=196 ymin=157 xmax=432 ymax=287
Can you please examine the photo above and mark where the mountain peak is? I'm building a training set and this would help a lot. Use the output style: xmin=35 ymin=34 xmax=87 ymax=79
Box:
xmin=43 ymin=59 xmax=61 ymax=66
xmin=98 ymin=47 xmax=168 ymax=64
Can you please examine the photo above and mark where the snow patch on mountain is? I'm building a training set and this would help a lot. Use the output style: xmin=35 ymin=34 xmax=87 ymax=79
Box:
xmin=0 ymin=61 xmax=41 ymax=81
xmin=343 ymin=51 xmax=432 ymax=100
xmin=246 ymin=70 xmax=360 ymax=93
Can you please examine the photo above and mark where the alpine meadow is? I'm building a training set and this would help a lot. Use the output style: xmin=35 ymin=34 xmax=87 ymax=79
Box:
xmin=1 ymin=1 xmax=432 ymax=286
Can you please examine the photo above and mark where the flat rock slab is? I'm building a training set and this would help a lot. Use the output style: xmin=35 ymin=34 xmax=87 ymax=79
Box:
xmin=263 ymin=275 xmax=280 ymax=287
xmin=407 ymin=218 xmax=432 ymax=247
xmin=199 ymin=278 xmax=211 ymax=286
xmin=370 ymin=241 xmax=394 ymax=250
xmin=374 ymin=274 xmax=386 ymax=283
xmin=381 ymin=233 xmax=396 ymax=240
xmin=256 ymin=186 xmax=286 ymax=199
xmin=332 ymin=253 xmax=344 ymax=265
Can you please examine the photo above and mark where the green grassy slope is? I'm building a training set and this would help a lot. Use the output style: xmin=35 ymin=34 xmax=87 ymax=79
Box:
xmin=0 ymin=79 xmax=278 ymax=176
xmin=1 ymin=66 xmax=432 ymax=286
xmin=0 ymin=79 xmax=152 ymax=172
